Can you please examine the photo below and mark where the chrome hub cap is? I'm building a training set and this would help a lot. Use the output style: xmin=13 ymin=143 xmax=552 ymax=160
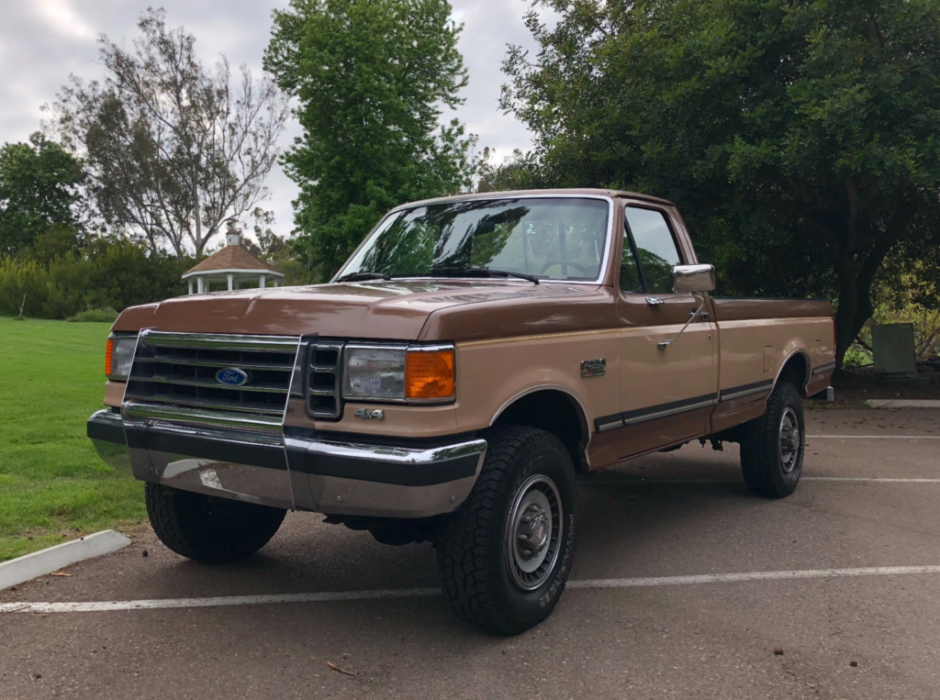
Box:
xmin=778 ymin=407 xmax=801 ymax=474
xmin=507 ymin=474 xmax=563 ymax=591
xmin=517 ymin=503 xmax=550 ymax=561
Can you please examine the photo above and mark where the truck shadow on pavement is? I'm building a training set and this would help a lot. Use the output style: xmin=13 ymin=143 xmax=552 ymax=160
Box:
xmin=110 ymin=450 xmax=788 ymax=616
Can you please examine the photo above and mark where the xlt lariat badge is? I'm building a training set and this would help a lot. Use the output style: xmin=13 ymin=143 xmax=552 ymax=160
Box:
xmin=354 ymin=408 xmax=385 ymax=421
xmin=581 ymin=359 xmax=606 ymax=378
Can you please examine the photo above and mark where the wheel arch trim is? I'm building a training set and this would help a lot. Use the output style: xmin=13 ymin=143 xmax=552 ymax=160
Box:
xmin=489 ymin=384 xmax=593 ymax=468
xmin=769 ymin=349 xmax=812 ymax=400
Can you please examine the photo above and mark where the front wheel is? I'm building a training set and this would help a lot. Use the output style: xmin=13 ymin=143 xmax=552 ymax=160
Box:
xmin=436 ymin=426 xmax=577 ymax=635
xmin=740 ymin=382 xmax=805 ymax=498
xmin=145 ymin=483 xmax=286 ymax=564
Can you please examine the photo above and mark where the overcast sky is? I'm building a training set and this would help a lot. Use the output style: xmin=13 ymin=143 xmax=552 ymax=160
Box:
xmin=0 ymin=0 xmax=541 ymax=240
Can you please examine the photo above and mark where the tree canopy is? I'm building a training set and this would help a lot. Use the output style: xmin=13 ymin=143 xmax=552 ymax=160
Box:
xmin=48 ymin=8 xmax=289 ymax=257
xmin=0 ymin=133 xmax=84 ymax=257
xmin=502 ymin=0 xmax=940 ymax=364
xmin=264 ymin=0 xmax=472 ymax=279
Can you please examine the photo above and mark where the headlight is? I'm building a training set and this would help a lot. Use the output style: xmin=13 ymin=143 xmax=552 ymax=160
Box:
xmin=342 ymin=344 xmax=455 ymax=403
xmin=105 ymin=335 xmax=136 ymax=380
xmin=343 ymin=345 xmax=407 ymax=400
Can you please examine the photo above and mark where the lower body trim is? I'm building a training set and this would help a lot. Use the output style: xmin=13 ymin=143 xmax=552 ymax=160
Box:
xmin=594 ymin=393 xmax=719 ymax=433
xmin=719 ymin=379 xmax=774 ymax=402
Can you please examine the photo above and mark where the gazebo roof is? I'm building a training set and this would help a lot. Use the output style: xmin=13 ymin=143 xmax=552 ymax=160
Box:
xmin=182 ymin=244 xmax=283 ymax=279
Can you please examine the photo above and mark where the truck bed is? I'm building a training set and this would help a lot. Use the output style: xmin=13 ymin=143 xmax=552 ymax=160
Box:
xmin=710 ymin=297 xmax=833 ymax=321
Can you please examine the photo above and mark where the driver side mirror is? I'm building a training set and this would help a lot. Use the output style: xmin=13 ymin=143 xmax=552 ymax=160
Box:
xmin=672 ymin=264 xmax=716 ymax=294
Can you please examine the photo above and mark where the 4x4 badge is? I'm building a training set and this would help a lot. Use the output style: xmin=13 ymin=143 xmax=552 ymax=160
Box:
xmin=354 ymin=408 xmax=385 ymax=421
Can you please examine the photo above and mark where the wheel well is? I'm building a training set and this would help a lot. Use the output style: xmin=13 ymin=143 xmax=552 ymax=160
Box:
xmin=777 ymin=352 xmax=809 ymax=395
xmin=492 ymin=390 xmax=588 ymax=471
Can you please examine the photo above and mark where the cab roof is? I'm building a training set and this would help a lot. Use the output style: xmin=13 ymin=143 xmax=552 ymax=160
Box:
xmin=391 ymin=188 xmax=674 ymax=211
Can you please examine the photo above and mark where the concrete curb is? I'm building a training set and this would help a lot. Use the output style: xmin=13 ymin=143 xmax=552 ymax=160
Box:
xmin=0 ymin=530 xmax=132 ymax=591
xmin=866 ymin=399 xmax=940 ymax=409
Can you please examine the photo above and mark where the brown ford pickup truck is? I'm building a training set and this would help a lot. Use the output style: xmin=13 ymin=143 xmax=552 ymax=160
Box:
xmin=88 ymin=189 xmax=835 ymax=634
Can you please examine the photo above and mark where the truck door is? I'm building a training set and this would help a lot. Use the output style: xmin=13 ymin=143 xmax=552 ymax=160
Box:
xmin=607 ymin=204 xmax=719 ymax=458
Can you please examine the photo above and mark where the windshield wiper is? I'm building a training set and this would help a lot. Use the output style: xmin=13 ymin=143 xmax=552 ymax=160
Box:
xmin=334 ymin=271 xmax=391 ymax=283
xmin=429 ymin=266 xmax=540 ymax=285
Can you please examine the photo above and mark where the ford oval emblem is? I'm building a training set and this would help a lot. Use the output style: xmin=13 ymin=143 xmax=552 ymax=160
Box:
xmin=215 ymin=367 xmax=249 ymax=387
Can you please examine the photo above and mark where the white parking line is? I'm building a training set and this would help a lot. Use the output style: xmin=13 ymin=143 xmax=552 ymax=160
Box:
xmin=0 ymin=587 xmax=440 ymax=614
xmin=3 ymin=565 xmax=940 ymax=614
xmin=804 ymin=477 xmax=940 ymax=483
xmin=808 ymin=435 xmax=940 ymax=439
xmin=566 ymin=566 xmax=940 ymax=590
xmin=583 ymin=478 xmax=940 ymax=485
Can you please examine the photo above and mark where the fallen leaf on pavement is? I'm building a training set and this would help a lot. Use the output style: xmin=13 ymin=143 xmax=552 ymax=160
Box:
xmin=49 ymin=572 xmax=71 ymax=577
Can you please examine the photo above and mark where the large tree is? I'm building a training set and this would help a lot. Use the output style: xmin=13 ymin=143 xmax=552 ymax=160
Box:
xmin=264 ymin=0 xmax=472 ymax=278
xmin=502 ymin=0 xmax=940 ymax=365
xmin=0 ymin=133 xmax=84 ymax=257
xmin=47 ymin=8 xmax=289 ymax=256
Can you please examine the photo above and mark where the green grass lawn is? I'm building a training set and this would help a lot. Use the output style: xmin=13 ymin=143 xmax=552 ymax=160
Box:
xmin=0 ymin=317 xmax=145 ymax=562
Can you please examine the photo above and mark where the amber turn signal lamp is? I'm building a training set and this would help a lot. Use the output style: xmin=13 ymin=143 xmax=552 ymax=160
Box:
xmin=104 ymin=337 xmax=114 ymax=377
xmin=405 ymin=349 xmax=455 ymax=400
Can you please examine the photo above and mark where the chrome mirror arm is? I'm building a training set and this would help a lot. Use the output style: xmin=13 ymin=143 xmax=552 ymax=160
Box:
xmin=658 ymin=295 xmax=707 ymax=349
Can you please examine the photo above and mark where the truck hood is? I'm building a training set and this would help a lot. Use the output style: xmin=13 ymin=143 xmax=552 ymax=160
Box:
xmin=113 ymin=279 xmax=607 ymax=341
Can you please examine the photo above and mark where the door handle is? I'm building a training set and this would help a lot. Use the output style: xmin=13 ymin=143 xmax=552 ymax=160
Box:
xmin=695 ymin=311 xmax=710 ymax=321
xmin=646 ymin=296 xmax=665 ymax=306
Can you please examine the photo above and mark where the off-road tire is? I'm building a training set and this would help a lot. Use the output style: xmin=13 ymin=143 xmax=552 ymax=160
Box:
xmin=436 ymin=426 xmax=577 ymax=635
xmin=740 ymin=382 xmax=805 ymax=498
xmin=145 ymin=483 xmax=286 ymax=564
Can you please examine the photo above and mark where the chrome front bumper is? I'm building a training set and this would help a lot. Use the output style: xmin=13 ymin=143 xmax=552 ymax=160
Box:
xmin=87 ymin=409 xmax=487 ymax=518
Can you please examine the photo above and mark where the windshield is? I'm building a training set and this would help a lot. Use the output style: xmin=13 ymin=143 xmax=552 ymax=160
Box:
xmin=337 ymin=197 xmax=611 ymax=282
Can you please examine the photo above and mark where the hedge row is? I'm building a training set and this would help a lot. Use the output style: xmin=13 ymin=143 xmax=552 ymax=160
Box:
xmin=0 ymin=239 xmax=188 ymax=319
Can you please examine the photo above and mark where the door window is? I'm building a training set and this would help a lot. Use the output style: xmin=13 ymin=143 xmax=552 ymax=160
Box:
xmin=624 ymin=208 xmax=682 ymax=294
xmin=619 ymin=227 xmax=643 ymax=292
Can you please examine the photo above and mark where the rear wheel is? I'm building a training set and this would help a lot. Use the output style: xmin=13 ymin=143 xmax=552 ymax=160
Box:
xmin=145 ymin=483 xmax=286 ymax=564
xmin=740 ymin=382 xmax=805 ymax=498
xmin=436 ymin=426 xmax=577 ymax=635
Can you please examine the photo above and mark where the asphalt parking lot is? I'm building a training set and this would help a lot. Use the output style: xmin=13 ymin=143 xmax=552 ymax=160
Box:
xmin=2 ymin=408 xmax=939 ymax=700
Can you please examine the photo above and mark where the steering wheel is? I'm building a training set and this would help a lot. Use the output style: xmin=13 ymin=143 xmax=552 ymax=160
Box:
xmin=539 ymin=260 xmax=590 ymax=276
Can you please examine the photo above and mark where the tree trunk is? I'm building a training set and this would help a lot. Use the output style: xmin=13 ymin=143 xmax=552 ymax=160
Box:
xmin=833 ymin=257 xmax=860 ymax=368
xmin=832 ymin=227 xmax=906 ymax=368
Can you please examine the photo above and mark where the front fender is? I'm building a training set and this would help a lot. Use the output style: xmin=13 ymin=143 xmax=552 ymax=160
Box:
xmin=453 ymin=331 xmax=620 ymax=434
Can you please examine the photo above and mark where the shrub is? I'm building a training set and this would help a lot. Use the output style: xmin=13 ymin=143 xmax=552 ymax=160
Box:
xmin=0 ymin=257 xmax=49 ymax=317
xmin=0 ymin=237 xmax=189 ymax=319
xmin=842 ymin=346 xmax=873 ymax=369
xmin=857 ymin=296 xmax=940 ymax=363
xmin=66 ymin=307 xmax=119 ymax=323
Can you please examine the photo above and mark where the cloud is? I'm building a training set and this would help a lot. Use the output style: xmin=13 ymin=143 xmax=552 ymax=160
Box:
xmin=33 ymin=0 xmax=98 ymax=42
xmin=0 ymin=0 xmax=540 ymax=240
xmin=453 ymin=0 xmax=538 ymax=156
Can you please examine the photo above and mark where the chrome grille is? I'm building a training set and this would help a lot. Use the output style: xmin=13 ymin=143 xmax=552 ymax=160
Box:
xmin=125 ymin=332 xmax=299 ymax=423
xmin=308 ymin=340 xmax=345 ymax=419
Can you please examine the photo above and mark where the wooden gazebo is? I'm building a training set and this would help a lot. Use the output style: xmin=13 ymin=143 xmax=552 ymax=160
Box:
xmin=182 ymin=231 xmax=284 ymax=294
